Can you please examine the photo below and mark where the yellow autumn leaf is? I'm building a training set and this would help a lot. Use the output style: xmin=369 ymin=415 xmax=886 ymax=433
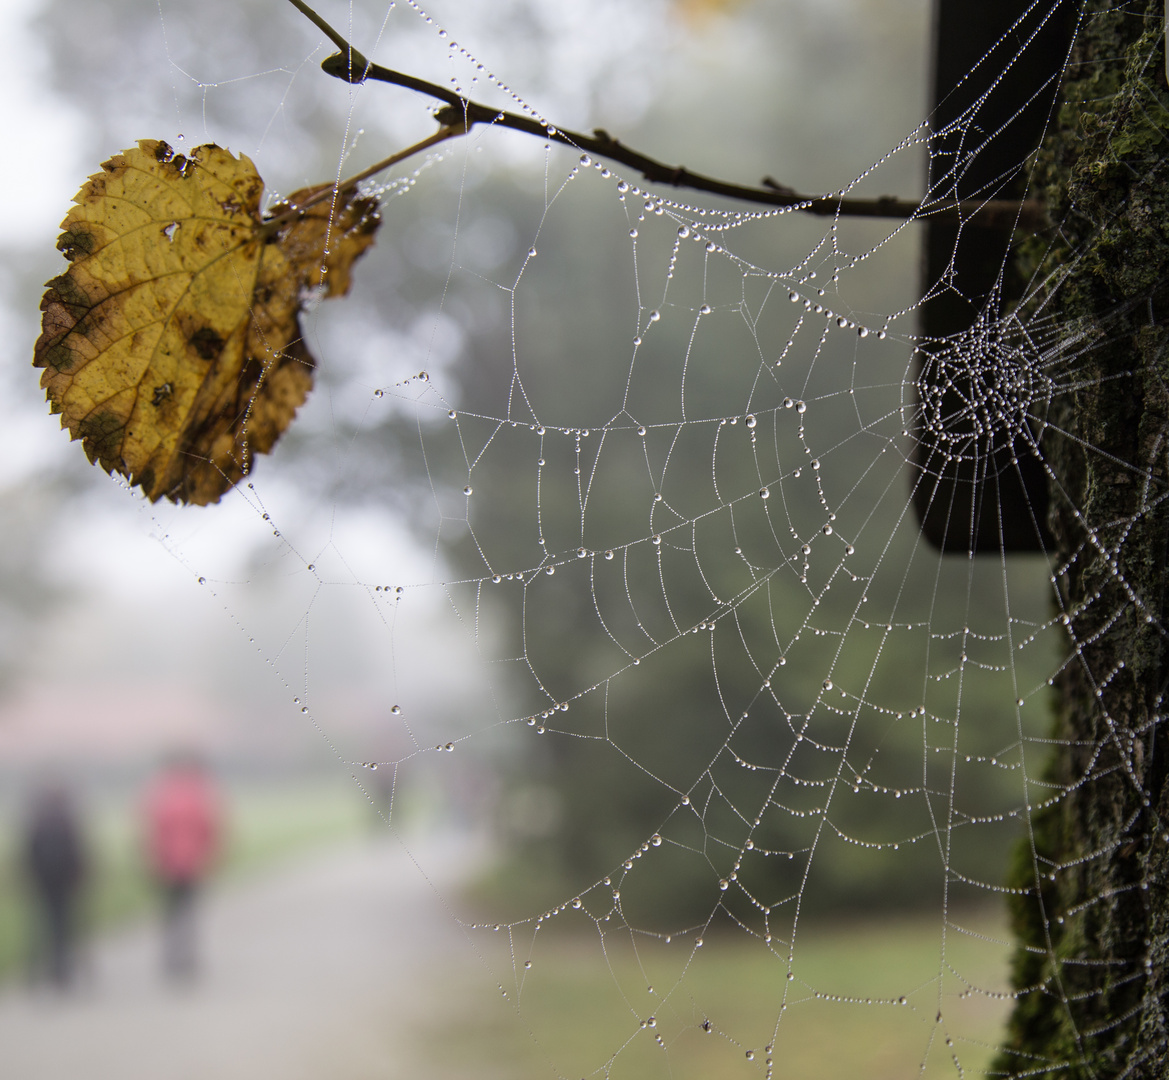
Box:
xmin=33 ymin=139 xmax=379 ymax=505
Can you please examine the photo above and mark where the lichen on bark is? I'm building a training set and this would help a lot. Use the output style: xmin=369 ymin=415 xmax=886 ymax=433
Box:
xmin=995 ymin=3 xmax=1169 ymax=1076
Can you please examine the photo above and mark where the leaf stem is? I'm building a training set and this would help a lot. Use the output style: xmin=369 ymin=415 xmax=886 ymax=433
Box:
xmin=260 ymin=127 xmax=459 ymax=236
xmin=287 ymin=0 xmax=1046 ymax=232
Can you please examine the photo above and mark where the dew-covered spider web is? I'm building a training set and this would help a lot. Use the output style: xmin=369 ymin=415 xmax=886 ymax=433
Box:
xmin=32 ymin=0 xmax=1169 ymax=1076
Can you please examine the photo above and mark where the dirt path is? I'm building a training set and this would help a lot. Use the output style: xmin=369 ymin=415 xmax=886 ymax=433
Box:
xmin=0 ymin=833 xmax=484 ymax=1080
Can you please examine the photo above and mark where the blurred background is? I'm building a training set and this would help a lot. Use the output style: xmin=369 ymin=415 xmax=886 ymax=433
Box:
xmin=0 ymin=0 xmax=1062 ymax=1076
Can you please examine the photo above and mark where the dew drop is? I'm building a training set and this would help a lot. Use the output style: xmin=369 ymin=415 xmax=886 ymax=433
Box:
xmin=546 ymin=566 xmax=555 ymax=575
xmin=617 ymin=180 xmax=629 ymax=193
xmin=651 ymin=833 xmax=662 ymax=846
xmin=637 ymin=425 xmax=647 ymax=436
xmin=448 ymin=409 xmax=457 ymax=419
xmin=649 ymin=309 xmax=661 ymax=322
xmin=678 ymin=225 xmax=690 ymax=238
xmin=796 ymin=400 xmax=807 ymax=413
xmin=783 ymin=397 xmax=794 ymax=409
xmin=745 ymin=414 xmax=757 ymax=428
xmin=629 ymin=228 xmax=639 ymax=238
xmin=759 ymin=487 xmax=770 ymax=500
xmin=604 ymin=550 xmax=615 ymax=560
xmin=699 ymin=303 xmax=711 ymax=314
xmin=652 ymin=534 xmax=662 ymax=545
xmin=577 ymin=547 xmax=588 ymax=558
xmin=579 ymin=154 xmax=592 ymax=167
xmin=528 ymin=247 xmax=537 ymax=258
xmin=464 ymin=485 xmax=473 ymax=496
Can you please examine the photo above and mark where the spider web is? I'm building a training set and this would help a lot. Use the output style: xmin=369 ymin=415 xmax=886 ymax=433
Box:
xmin=30 ymin=0 xmax=1169 ymax=1076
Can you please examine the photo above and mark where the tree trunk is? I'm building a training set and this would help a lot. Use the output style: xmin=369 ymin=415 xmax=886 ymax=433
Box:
xmin=996 ymin=3 xmax=1169 ymax=1075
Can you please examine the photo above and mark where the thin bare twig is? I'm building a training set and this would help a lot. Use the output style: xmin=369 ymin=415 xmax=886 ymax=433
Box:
xmin=290 ymin=0 xmax=1047 ymax=232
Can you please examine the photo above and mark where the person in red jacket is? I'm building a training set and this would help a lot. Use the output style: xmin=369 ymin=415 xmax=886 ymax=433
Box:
xmin=142 ymin=751 xmax=222 ymax=981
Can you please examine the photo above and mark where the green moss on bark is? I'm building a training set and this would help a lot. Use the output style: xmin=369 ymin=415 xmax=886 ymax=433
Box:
xmin=994 ymin=4 xmax=1169 ymax=1077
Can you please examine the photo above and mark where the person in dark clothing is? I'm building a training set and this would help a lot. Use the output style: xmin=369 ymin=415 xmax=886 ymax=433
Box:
xmin=21 ymin=780 xmax=88 ymax=989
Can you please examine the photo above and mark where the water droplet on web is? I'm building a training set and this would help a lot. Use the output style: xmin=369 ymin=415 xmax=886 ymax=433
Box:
xmin=448 ymin=409 xmax=457 ymax=419
xmin=572 ymin=897 xmax=582 ymax=908
xmin=705 ymin=241 xmax=717 ymax=253
xmin=719 ymin=879 xmax=729 ymax=890
xmin=649 ymin=310 xmax=660 ymax=322
xmin=633 ymin=336 xmax=642 ymax=346
xmin=604 ymin=550 xmax=614 ymax=560
xmin=546 ymin=566 xmax=555 ymax=575
xmin=198 ymin=577 xmax=206 ymax=585
xmin=463 ymin=486 xmax=473 ymax=496
xmin=858 ymin=326 xmax=869 ymax=338
xmin=391 ymin=705 xmax=402 ymax=715
xmin=637 ymin=425 xmax=647 ymax=436
xmin=837 ymin=316 xmax=849 ymax=329
xmin=823 ymin=679 xmax=833 ymax=690
xmin=678 ymin=225 xmax=690 ymax=238
xmin=759 ymin=487 xmax=770 ymax=499
xmin=823 ymin=524 xmax=833 ymax=535
xmin=616 ymin=180 xmax=629 ymax=193
xmin=577 ymin=547 xmax=588 ymax=558
xmin=651 ymin=834 xmax=662 ymax=846
xmin=652 ymin=535 xmax=662 ymax=545
xmin=783 ymin=397 xmax=793 ymax=409
xmin=579 ymin=154 xmax=592 ymax=167
xmin=699 ymin=303 xmax=711 ymax=314
xmin=629 ymin=227 xmax=639 ymax=238
xmin=789 ymin=291 xmax=800 ymax=302
xmin=796 ymin=400 xmax=807 ymax=413
xmin=528 ymin=247 xmax=537 ymax=258
xmin=746 ymin=414 xmax=757 ymax=428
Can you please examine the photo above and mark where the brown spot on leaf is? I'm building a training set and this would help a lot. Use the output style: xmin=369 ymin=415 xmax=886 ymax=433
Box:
xmin=189 ymin=326 xmax=225 ymax=361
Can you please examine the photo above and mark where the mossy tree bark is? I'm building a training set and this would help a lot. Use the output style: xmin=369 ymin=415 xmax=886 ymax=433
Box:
xmin=996 ymin=3 xmax=1169 ymax=1076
